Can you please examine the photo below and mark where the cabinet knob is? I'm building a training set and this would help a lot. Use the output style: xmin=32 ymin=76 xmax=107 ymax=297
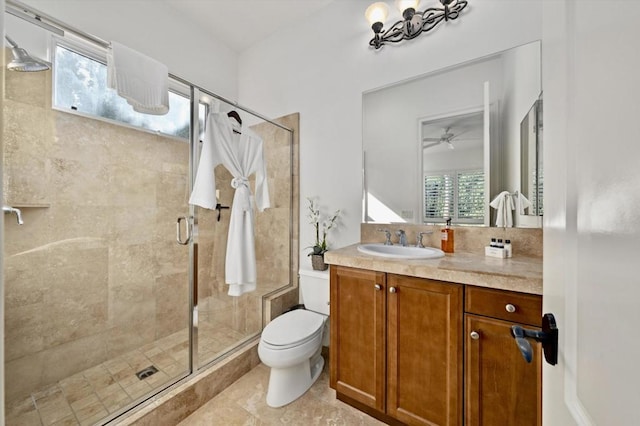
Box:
xmin=505 ymin=303 xmax=517 ymax=313
xmin=389 ymin=287 xmax=397 ymax=293
xmin=470 ymin=331 xmax=480 ymax=340
xmin=374 ymin=284 xmax=382 ymax=291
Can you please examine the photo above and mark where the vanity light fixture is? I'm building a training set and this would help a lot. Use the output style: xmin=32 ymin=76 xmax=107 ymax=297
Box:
xmin=365 ymin=0 xmax=468 ymax=49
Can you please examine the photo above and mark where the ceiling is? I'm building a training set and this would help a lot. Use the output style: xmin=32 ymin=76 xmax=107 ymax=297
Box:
xmin=162 ymin=0 xmax=335 ymax=53
xmin=421 ymin=112 xmax=483 ymax=153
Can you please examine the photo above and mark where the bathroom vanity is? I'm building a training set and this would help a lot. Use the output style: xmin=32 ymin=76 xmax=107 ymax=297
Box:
xmin=325 ymin=245 xmax=542 ymax=426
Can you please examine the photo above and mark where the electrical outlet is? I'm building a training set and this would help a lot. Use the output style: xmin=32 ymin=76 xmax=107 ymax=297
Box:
xmin=401 ymin=210 xmax=414 ymax=219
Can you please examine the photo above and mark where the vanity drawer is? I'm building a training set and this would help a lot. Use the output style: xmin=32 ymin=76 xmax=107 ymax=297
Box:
xmin=465 ymin=286 xmax=542 ymax=327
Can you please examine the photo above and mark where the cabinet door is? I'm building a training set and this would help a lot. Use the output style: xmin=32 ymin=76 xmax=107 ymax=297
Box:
xmin=465 ymin=314 xmax=542 ymax=426
xmin=330 ymin=266 xmax=386 ymax=412
xmin=387 ymin=274 xmax=463 ymax=426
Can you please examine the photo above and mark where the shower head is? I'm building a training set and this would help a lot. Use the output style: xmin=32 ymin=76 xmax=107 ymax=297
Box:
xmin=4 ymin=35 xmax=50 ymax=72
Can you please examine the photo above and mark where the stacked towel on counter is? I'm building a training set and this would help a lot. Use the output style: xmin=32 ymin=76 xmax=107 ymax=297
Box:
xmin=490 ymin=191 xmax=515 ymax=227
xmin=107 ymin=41 xmax=169 ymax=115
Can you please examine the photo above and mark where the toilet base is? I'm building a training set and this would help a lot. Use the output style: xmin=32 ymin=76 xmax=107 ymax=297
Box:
xmin=265 ymin=348 xmax=324 ymax=408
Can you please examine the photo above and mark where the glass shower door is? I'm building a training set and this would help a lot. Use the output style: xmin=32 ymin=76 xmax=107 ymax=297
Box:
xmin=194 ymin=94 xmax=293 ymax=368
xmin=3 ymin=55 xmax=192 ymax=425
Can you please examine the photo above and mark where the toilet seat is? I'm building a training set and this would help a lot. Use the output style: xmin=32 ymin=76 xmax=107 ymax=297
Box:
xmin=261 ymin=309 xmax=325 ymax=350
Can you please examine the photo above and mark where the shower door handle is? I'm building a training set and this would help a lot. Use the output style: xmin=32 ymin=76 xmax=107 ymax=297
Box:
xmin=176 ymin=216 xmax=191 ymax=245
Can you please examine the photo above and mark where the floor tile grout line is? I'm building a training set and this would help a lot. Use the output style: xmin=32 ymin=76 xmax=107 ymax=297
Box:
xmin=12 ymin=323 xmax=256 ymax=425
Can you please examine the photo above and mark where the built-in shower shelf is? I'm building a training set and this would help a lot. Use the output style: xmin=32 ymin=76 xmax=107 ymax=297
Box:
xmin=6 ymin=202 xmax=50 ymax=208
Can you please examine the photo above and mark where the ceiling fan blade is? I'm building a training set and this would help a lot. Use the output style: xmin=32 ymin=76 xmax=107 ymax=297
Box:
xmin=450 ymin=137 xmax=480 ymax=142
xmin=422 ymin=141 xmax=441 ymax=149
xmin=450 ymin=129 xmax=471 ymax=138
xmin=422 ymin=137 xmax=443 ymax=142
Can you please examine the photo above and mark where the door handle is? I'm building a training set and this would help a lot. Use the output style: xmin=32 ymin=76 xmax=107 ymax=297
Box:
xmin=176 ymin=216 xmax=192 ymax=245
xmin=510 ymin=313 xmax=558 ymax=366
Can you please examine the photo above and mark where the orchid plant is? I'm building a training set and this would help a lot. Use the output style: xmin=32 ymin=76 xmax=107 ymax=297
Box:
xmin=306 ymin=197 xmax=340 ymax=256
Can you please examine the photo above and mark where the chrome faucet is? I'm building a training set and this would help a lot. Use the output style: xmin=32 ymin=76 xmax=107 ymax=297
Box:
xmin=417 ymin=231 xmax=433 ymax=248
xmin=378 ymin=228 xmax=392 ymax=245
xmin=3 ymin=205 xmax=24 ymax=225
xmin=396 ymin=229 xmax=407 ymax=247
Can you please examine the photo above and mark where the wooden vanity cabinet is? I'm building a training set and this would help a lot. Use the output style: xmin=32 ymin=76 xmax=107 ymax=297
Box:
xmin=330 ymin=266 xmax=544 ymax=425
xmin=386 ymin=274 xmax=463 ymax=425
xmin=329 ymin=266 xmax=386 ymax=412
xmin=464 ymin=286 xmax=543 ymax=426
xmin=330 ymin=266 xmax=463 ymax=425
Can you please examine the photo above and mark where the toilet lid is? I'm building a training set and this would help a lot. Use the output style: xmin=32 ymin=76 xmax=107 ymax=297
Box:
xmin=262 ymin=309 xmax=324 ymax=347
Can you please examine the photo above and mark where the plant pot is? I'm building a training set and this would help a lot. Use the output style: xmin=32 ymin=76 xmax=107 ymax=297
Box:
xmin=310 ymin=254 xmax=328 ymax=271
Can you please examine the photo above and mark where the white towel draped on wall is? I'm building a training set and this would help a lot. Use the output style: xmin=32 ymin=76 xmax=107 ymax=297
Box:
xmin=490 ymin=191 xmax=515 ymax=227
xmin=518 ymin=192 xmax=533 ymax=214
xmin=189 ymin=112 xmax=270 ymax=296
xmin=107 ymin=41 xmax=170 ymax=115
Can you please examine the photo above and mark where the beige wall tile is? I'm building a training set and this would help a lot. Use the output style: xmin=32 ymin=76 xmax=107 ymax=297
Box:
xmin=155 ymin=273 xmax=190 ymax=337
xmin=42 ymin=333 xmax=109 ymax=385
xmin=5 ymin=351 xmax=47 ymax=406
xmin=361 ymin=223 xmax=543 ymax=258
xmin=4 ymin=49 xmax=51 ymax=107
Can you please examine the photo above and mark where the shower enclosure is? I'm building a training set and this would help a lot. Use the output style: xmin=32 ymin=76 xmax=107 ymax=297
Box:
xmin=3 ymin=6 xmax=294 ymax=425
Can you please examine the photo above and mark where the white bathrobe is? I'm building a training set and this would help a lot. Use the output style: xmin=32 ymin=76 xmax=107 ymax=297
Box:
xmin=189 ymin=112 xmax=270 ymax=296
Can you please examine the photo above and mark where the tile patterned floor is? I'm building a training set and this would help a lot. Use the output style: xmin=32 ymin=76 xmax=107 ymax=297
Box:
xmin=5 ymin=324 xmax=255 ymax=426
xmin=178 ymin=360 xmax=385 ymax=426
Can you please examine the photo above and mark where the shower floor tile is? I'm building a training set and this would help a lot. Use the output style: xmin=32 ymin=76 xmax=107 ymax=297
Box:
xmin=6 ymin=322 xmax=257 ymax=426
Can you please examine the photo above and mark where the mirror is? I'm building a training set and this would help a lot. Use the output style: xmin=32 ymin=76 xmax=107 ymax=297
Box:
xmin=363 ymin=41 xmax=542 ymax=227
xmin=520 ymin=95 xmax=543 ymax=218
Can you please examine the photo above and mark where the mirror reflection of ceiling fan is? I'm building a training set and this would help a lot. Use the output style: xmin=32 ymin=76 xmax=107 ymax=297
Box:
xmin=422 ymin=127 xmax=476 ymax=150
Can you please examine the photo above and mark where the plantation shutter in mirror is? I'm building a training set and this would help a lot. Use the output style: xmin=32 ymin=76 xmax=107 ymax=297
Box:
xmin=424 ymin=169 xmax=484 ymax=224
xmin=457 ymin=170 xmax=484 ymax=220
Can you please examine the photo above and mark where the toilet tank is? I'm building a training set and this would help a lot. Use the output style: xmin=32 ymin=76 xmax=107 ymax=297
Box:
xmin=299 ymin=269 xmax=330 ymax=316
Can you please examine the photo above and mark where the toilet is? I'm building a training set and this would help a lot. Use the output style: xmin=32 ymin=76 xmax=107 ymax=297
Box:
xmin=258 ymin=269 xmax=330 ymax=407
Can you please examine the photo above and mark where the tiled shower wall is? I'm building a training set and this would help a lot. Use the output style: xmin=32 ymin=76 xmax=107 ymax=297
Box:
xmin=3 ymin=63 xmax=192 ymax=404
xmin=3 ymin=55 xmax=295 ymax=405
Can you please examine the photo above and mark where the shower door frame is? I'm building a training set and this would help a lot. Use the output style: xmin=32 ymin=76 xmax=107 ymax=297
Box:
xmin=188 ymin=87 xmax=200 ymax=373
xmin=186 ymin=87 xmax=297 ymax=374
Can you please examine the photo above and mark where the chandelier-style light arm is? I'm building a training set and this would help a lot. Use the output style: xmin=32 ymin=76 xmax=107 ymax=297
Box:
xmin=369 ymin=0 xmax=468 ymax=49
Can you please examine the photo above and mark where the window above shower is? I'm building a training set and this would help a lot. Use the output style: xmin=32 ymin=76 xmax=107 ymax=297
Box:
xmin=51 ymin=38 xmax=206 ymax=140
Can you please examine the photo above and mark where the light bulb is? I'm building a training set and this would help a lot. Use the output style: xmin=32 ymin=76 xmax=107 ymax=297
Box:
xmin=365 ymin=2 xmax=389 ymax=26
xmin=395 ymin=0 xmax=420 ymax=12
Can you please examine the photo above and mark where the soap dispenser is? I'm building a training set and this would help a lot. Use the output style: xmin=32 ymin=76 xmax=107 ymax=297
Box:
xmin=441 ymin=218 xmax=454 ymax=253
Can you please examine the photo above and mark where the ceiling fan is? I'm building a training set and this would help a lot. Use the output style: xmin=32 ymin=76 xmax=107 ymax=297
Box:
xmin=422 ymin=127 xmax=477 ymax=150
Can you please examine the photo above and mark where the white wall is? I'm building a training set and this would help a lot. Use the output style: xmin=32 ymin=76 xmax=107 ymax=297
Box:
xmin=238 ymin=0 xmax=543 ymax=265
xmin=501 ymin=41 xmax=541 ymax=194
xmin=424 ymin=146 xmax=484 ymax=172
xmin=17 ymin=0 xmax=239 ymax=100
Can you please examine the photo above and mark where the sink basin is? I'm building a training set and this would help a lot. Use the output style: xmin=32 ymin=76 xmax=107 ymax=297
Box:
xmin=357 ymin=243 xmax=445 ymax=259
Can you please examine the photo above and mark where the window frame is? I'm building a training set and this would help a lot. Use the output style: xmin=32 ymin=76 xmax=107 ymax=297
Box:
xmin=50 ymin=36 xmax=197 ymax=141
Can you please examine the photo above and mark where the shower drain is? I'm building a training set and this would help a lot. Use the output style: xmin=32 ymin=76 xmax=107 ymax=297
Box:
xmin=136 ymin=365 xmax=159 ymax=380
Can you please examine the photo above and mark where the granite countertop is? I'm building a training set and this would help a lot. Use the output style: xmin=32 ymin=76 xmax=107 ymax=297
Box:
xmin=324 ymin=244 xmax=543 ymax=295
